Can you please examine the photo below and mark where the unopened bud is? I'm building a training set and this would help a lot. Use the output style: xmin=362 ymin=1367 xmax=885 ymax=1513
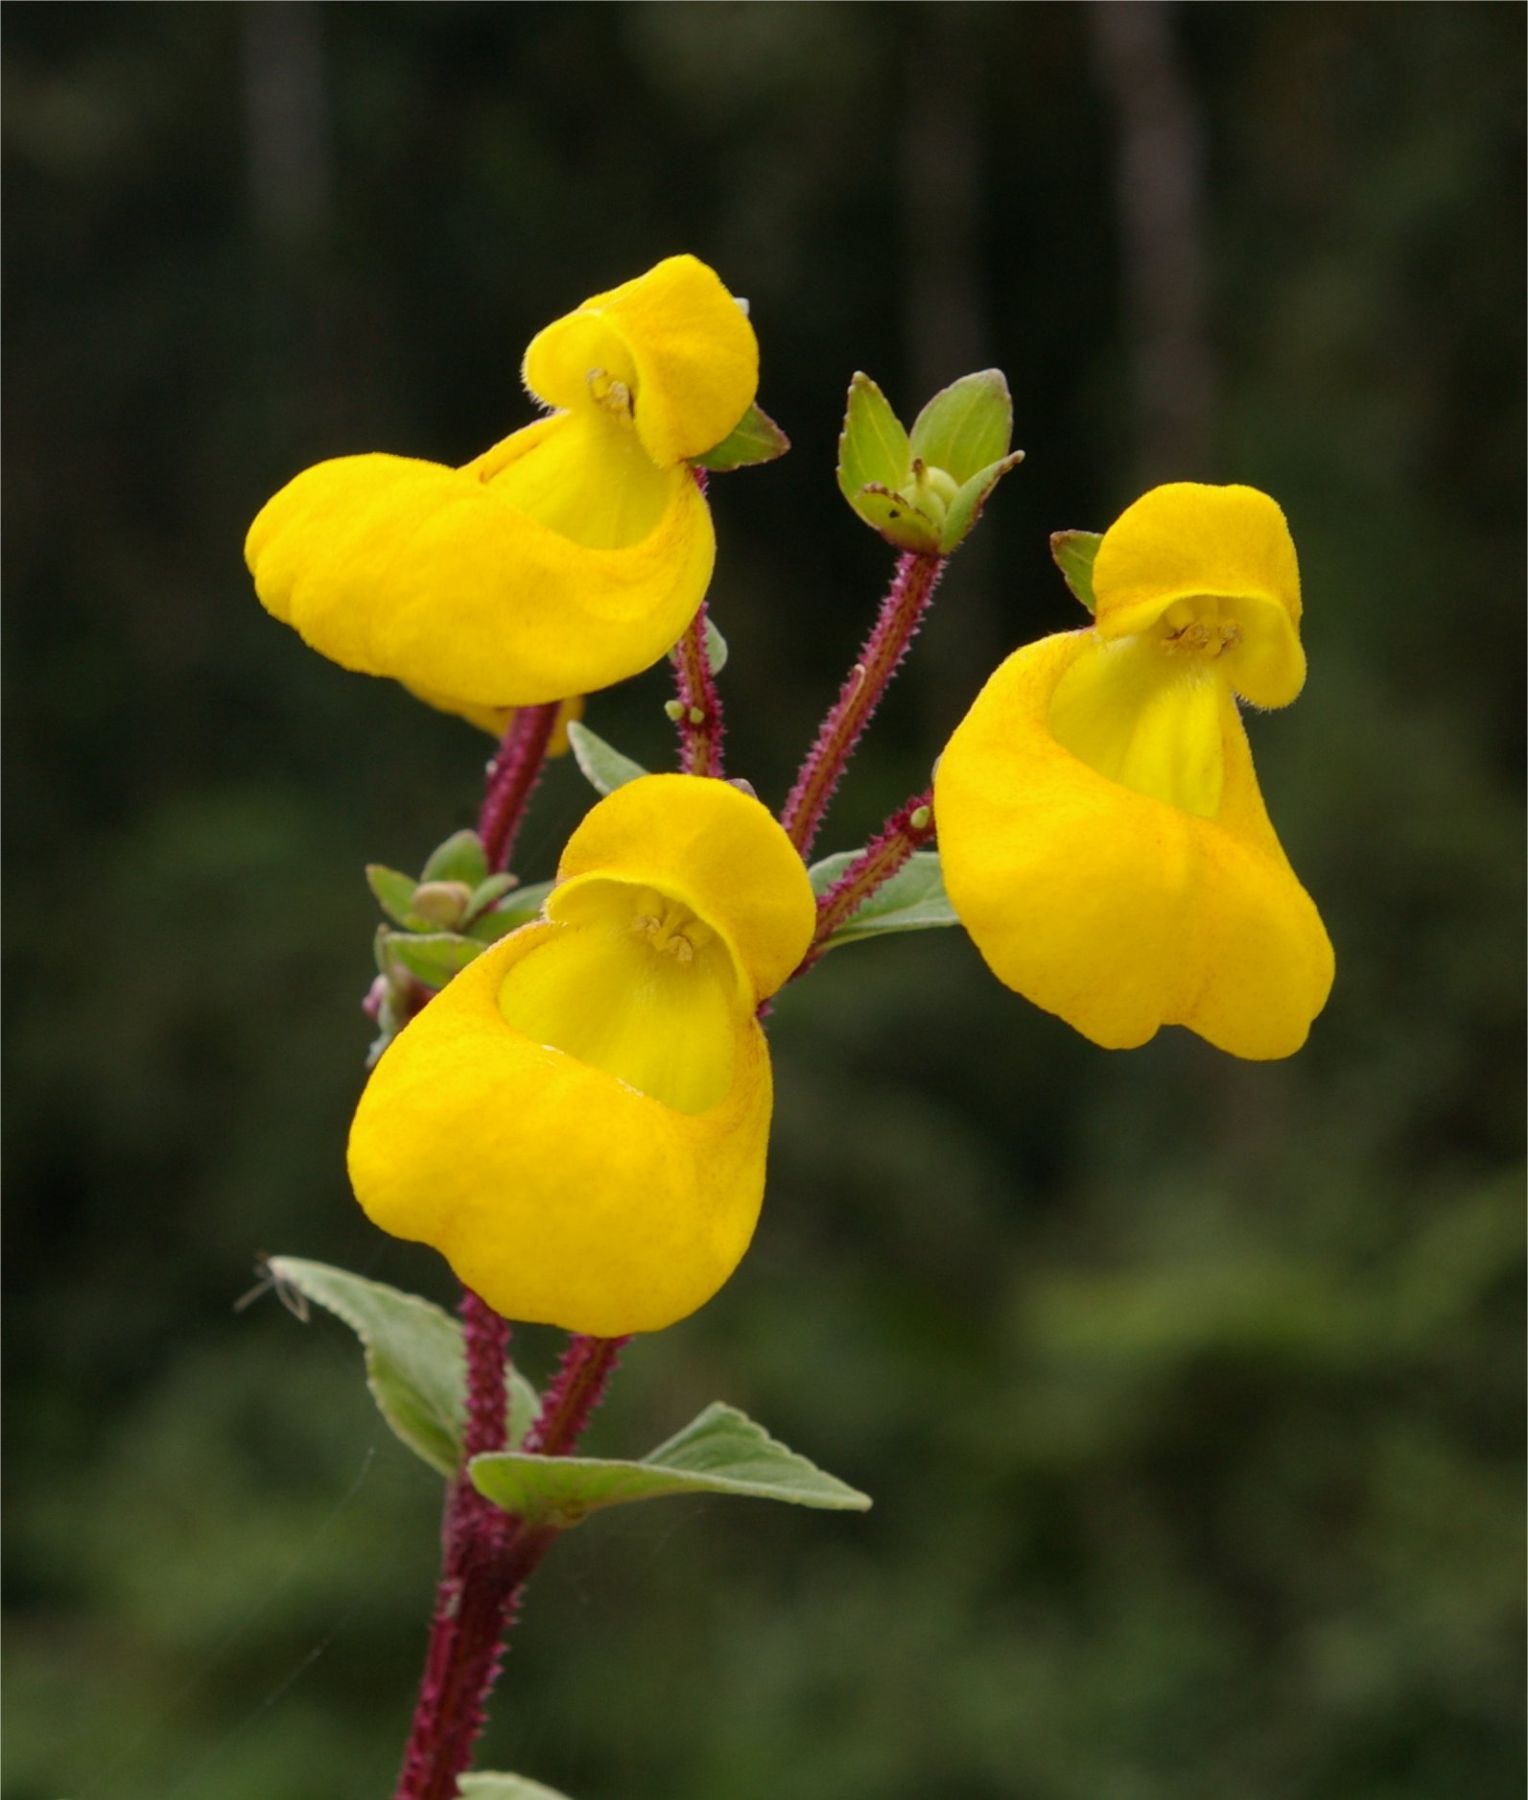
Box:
xmin=908 ymin=805 xmax=933 ymax=832
xmin=663 ymin=698 xmax=686 ymax=722
xmin=410 ymin=880 xmax=474 ymax=929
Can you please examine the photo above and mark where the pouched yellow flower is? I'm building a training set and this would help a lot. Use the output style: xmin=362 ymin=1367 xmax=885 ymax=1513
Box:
xmin=935 ymin=483 xmax=1334 ymax=1059
xmin=246 ymin=255 xmax=757 ymax=709
xmin=348 ymin=774 xmax=816 ymax=1336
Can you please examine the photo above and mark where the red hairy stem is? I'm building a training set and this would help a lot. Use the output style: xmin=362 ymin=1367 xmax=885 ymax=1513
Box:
xmin=780 ymin=551 xmax=945 ymax=857
xmin=791 ymin=789 xmax=937 ymax=982
xmin=394 ymin=1503 xmax=557 ymax=1800
xmin=518 ymin=1332 xmax=626 ymax=1454
xmin=523 ymin=1333 xmax=630 ymax=1456
xmin=672 ymin=598 xmax=726 ymax=778
xmin=478 ymin=701 xmax=559 ymax=873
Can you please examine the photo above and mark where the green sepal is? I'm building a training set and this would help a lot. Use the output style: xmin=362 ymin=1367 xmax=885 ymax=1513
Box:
xmin=458 ymin=1778 xmax=577 ymax=1800
xmin=565 ymin=720 xmax=649 ymax=796
xmin=464 ymin=879 xmax=554 ymax=944
xmin=469 ymin=1401 xmax=871 ymax=1530
xmin=264 ymin=1257 xmax=540 ymax=1479
xmin=807 ymin=849 xmax=958 ymax=948
xmin=939 ymin=450 xmax=1025 ymax=554
xmin=689 ymin=401 xmax=790 ymax=472
xmin=420 ymin=828 xmax=490 ymax=887
xmin=848 ymin=484 xmax=942 ymax=555
xmin=385 ymin=931 xmax=484 ymax=987
xmin=837 ymin=372 xmax=911 ymax=504
xmin=367 ymin=864 xmax=427 ymax=930
xmin=909 ymin=369 xmax=1013 ymax=485
xmin=1050 ymin=529 xmax=1102 ymax=613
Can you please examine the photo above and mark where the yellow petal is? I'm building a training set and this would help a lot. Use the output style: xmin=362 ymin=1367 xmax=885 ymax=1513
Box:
xmin=245 ymin=422 xmax=714 ymax=707
xmin=348 ymin=921 xmax=772 ymax=1335
xmin=522 ymin=254 xmax=758 ymax=468
xmin=1092 ymin=483 xmax=1306 ymax=708
xmin=934 ymin=631 xmax=1334 ymax=1059
xmin=552 ymin=774 xmax=817 ymax=1004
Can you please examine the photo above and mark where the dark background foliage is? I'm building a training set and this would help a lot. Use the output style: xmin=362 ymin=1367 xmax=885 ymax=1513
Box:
xmin=5 ymin=6 xmax=1523 ymax=1798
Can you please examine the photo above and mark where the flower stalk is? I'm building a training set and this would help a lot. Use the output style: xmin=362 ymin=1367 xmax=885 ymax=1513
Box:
xmin=479 ymin=702 xmax=559 ymax=873
xmin=792 ymin=790 xmax=937 ymax=981
xmin=781 ymin=551 xmax=945 ymax=855
xmin=672 ymin=597 xmax=726 ymax=779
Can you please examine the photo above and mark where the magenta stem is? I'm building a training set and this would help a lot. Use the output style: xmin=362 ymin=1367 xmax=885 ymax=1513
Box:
xmin=479 ymin=702 xmax=559 ymax=873
xmin=791 ymin=789 xmax=937 ymax=982
xmin=672 ymin=599 xmax=726 ymax=779
xmin=780 ymin=551 xmax=945 ymax=857
xmin=523 ymin=1334 xmax=630 ymax=1456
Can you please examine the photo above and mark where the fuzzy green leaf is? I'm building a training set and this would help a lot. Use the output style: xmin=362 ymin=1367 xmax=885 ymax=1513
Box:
xmin=458 ymin=1777 xmax=577 ymax=1800
xmin=909 ymin=369 xmax=1013 ymax=485
xmin=265 ymin=1257 xmax=539 ymax=1478
xmin=420 ymin=829 xmax=489 ymax=887
xmin=385 ymin=931 xmax=484 ymax=987
xmin=367 ymin=864 xmax=426 ymax=929
xmin=938 ymin=450 xmax=1025 ymax=554
xmin=470 ymin=1401 xmax=871 ymax=1530
xmin=846 ymin=484 xmax=942 ymax=555
xmin=565 ymin=720 xmax=649 ymax=796
xmin=689 ymin=402 xmax=790 ymax=472
xmin=837 ymin=372 xmax=910 ymax=506
xmin=807 ymin=849 xmax=958 ymax=948
xmin=1050 ymin=529 xmax=1103 ymax=613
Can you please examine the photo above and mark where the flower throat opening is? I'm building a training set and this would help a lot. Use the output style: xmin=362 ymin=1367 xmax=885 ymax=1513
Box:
xmin=497 ymin=880 xmax=740 ymax=1113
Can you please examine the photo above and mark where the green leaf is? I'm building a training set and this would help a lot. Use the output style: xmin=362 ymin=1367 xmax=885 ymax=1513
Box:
xmin=470 ymin=1401 xmax=871 ymax=1530
xmin=565 ymin=720 xmax=649 ymax=796
xmin=265 ymin=1257 xmax=539 ymax=1478
xmin=385 ymin=931 xmax=484 ymax=987
xmin=464 ymin=879 xmax=553 ymax=943
xmin=421 ymin=829 xmax=489 ymax=887
xmin=846 ymin=484 xmax=942 ymax=555
xmin=459 ymin=1777 xmax=577 ymax=1800
xmin=807 ymin=849 xmax=959 ymax=948
xmin=367 ymin=864 xmax=425 ymax=929
xmin=464 ymin=872 xmax=519 ymax=919
xmin=938 ymin=450 xmax=1025 ymax=554
xmin=837 ymin=372 xmax=910 ymax=506
xmin=1050 ymin=529 xmax=1103 ymax=613
xmin=666 ymin=613 xmax=729 ymax=677
xmin=909 ymin=369 xmax=1013 ymax=485
xmin=689 ymin=401 xmax=790 ymax=472
xmin=701 ymin=614 xmax=728 ymax=676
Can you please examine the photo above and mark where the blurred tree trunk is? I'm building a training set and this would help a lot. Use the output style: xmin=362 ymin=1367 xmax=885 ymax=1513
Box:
xmin=1090 ymin=0 xmax=1216 ymax=479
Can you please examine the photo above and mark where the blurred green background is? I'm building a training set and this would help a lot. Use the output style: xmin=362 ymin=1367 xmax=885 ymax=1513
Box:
xmin=5 ymin=6 xmax=1523 ymax=1798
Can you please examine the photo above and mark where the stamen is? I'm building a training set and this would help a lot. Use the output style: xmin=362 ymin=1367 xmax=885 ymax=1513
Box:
xmin=587 ymin=367 xmax=634 ymax=418
xmin=630 ymin=894 xmax=711 ymax=963
xmin=1159 ymin=597 xmax=1242 ymax=660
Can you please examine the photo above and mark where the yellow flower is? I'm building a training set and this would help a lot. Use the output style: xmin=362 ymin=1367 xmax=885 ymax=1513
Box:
xmin=245 ymin=255 xmax=757 ymax=709
xmin=347 ymin=774 xmax=816 ymax=1335
xmin=934 ymin=483 xmax=1334 ymax=1059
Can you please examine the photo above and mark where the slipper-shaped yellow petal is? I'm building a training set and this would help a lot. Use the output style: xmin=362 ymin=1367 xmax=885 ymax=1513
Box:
xmin=935 ymin=485 xmax=1333 ymax=1059
xmin=347 ymin=775 xmax=815 ymax=1335
xmin=246 ymin=255 xmax=756 ymax=708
